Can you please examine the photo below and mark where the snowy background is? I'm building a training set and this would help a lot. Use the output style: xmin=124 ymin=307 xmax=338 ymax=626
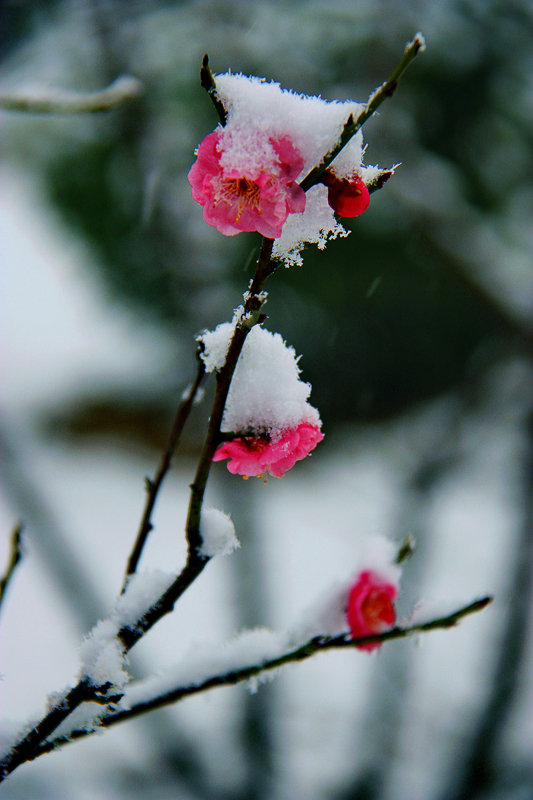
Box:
xmin=1 ymin=2 xmax=533 ymax=799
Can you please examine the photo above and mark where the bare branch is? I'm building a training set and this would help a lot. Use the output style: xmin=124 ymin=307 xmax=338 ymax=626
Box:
xmin=0 ymin=522 xmax=24 ymax=614
xmin=122 ymin=357 xmax=206 ymax=590
xmin=200 ymin=54 xmax=228 ymax=125
xmin=300 ymin=33 xmax=425 ymax=191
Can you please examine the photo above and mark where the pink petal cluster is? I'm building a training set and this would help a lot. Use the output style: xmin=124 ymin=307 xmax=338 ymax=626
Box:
xmin=188 ymin=131 xmax=306 ymax=238
xmin=321 ymin=169 xmax=370 ymax=218
xmin=346 ymin=570 xmax=398 ymax=651
xmin=213 ymin=421 xmax=323 ymax=478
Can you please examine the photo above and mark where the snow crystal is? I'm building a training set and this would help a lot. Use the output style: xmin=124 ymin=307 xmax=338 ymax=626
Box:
xmin=116 ymin=570 xmax=176 ymax=628
xmin=272 ymin=184 xmax=349 ymax=267
xmin=198 ymin=320 xmax=234 ymax=373
xmin=199 ymin=323 xmax=321 ymax=437
xmin=199 ymin=507 xmax=240 ymax=557
xmin=51 ymin=701 xmax=109 ymax=741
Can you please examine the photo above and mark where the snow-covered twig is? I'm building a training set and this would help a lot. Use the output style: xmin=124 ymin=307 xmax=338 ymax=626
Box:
xmin=32 ymin=596 xmax=492 ymax=760
xmin=0 ymin=76 xmax=143 ymax=114
xmin=0 ymin=39 xmax=426 ymax=781
xmin=0 ymin=522 xmax=24 ymax=614
xmin=0 ymin=239 xmax=277 ymax=784
xmin=183 ymin=237 xmax=276 ymax=558
xmin=300 ymin=32 xmax=425 ymax=192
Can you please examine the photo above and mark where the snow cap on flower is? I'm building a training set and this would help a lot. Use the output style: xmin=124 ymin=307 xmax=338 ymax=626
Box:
xmin=189 ymin=71 xmax=383 ymax=265
xmin=199 ymin=321 xmax=323 ymax=477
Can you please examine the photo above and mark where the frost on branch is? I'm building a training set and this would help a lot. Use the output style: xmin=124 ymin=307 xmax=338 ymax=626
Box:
xmin=79 ymin=570 xmax=175 ymax=694
xmin=199 ymin=508 xmax=240 ymax=557
xmin=189 ymin=71 xmax=387 ymax=264
xmin=198 ymin=322 xmax=323 ymax=477
xmin=122 ymin=628 xmax=287 ymax=709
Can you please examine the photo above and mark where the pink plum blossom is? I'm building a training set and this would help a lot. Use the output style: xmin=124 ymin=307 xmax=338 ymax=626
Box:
xmin=346 ymin=570 xmax=398 ymax=651
xmin=321 ymin=169 xmax=370 ymax=218
xmin=188 ymin=131 xmax=306 ymax=238
xmin=213 ymin=421 xmax=323 ymax=478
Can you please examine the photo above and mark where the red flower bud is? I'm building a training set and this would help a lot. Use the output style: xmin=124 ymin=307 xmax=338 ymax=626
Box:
xmin=321 ymin=170 xmax=370 ymax=218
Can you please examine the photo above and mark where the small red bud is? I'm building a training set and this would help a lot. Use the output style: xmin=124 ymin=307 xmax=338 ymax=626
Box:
xmin=321 ymin=170 xmax=370 ymax=218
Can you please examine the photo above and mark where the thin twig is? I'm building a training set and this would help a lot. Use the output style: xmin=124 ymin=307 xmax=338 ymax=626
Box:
xmin=200 ymin=54 xmax=227 ymax=125
xmin=0 ymin=522 xmax=24 ymax=613
xmin=120 ymin=238 xmax=277 ymax=650
xmin=300 ymin=33 xmax=425 ymax=191
xmin=0 ymin=240 xmax=277 ymax=783
xmin=33 ymin=596 xmax=492 ymax=759
xmin=0 ymin=75 xmax=143 ymax=114
xmin=121 ymin=357 xmax=206 ymax=591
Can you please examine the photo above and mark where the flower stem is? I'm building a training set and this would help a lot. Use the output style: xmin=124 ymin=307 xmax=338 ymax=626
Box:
xmin=184 ymin=237 xmax=275 ymax=556
xmin=300 ymin=33 xmax=425 ymax=191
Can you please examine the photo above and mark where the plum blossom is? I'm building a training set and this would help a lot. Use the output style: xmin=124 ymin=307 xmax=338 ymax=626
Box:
xmin=188 ymin=131 xmax=306 ymax=238
xmin=213 ymin=421 xmax=324 ymax=478
xmin=346 ymin=570 xmax=398 ymax=651
xmin=189 ymin=71 xmax=389 ymax=264
xmin=199 ymin=321 xmax=323 ymax=477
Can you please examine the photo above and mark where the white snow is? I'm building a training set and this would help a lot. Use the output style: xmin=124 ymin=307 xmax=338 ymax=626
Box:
xmin=79 ymin=619 xmax=129 ymax=693
xmin=214 ymin=72 xmax=365 ymax=179
xmin=116 ymin=570 xmax=176 ymax=628
xmin=199 ymin=323 xmax=321 ymax=437
xmin=79 ymin=571 xmax=175 ymax=691
xmin=272 ymin=184 xmax=349 ymax=267
xmin=122 ymin=627 xmax=287 ymax=709
xmin=199 ymin=508 xmax=240 ymax=557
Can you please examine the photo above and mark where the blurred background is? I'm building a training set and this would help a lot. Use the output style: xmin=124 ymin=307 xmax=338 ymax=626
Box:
xmin=1 ymin=1 xmax=532 ymax=798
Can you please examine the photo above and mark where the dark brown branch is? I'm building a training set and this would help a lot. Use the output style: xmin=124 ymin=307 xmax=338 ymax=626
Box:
xmin=300 ymin=33 xmax=425 ymax=192
xmin=0 ymin=240 xmax=277 ymax=783
xmin=34 ymin=596 xmax=493 ymax=759
xmin=121 ymin=357 xmax=206 ymax=590
xmin=200 ymin=54 xmax=227 ymax=125
xmin=0 ymin=522 xmax=24 ymax=614
xmin=119 ymin=240 xmax=276 ymax=650
xmin=0 ymin=681 xmax=94 ymax=779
